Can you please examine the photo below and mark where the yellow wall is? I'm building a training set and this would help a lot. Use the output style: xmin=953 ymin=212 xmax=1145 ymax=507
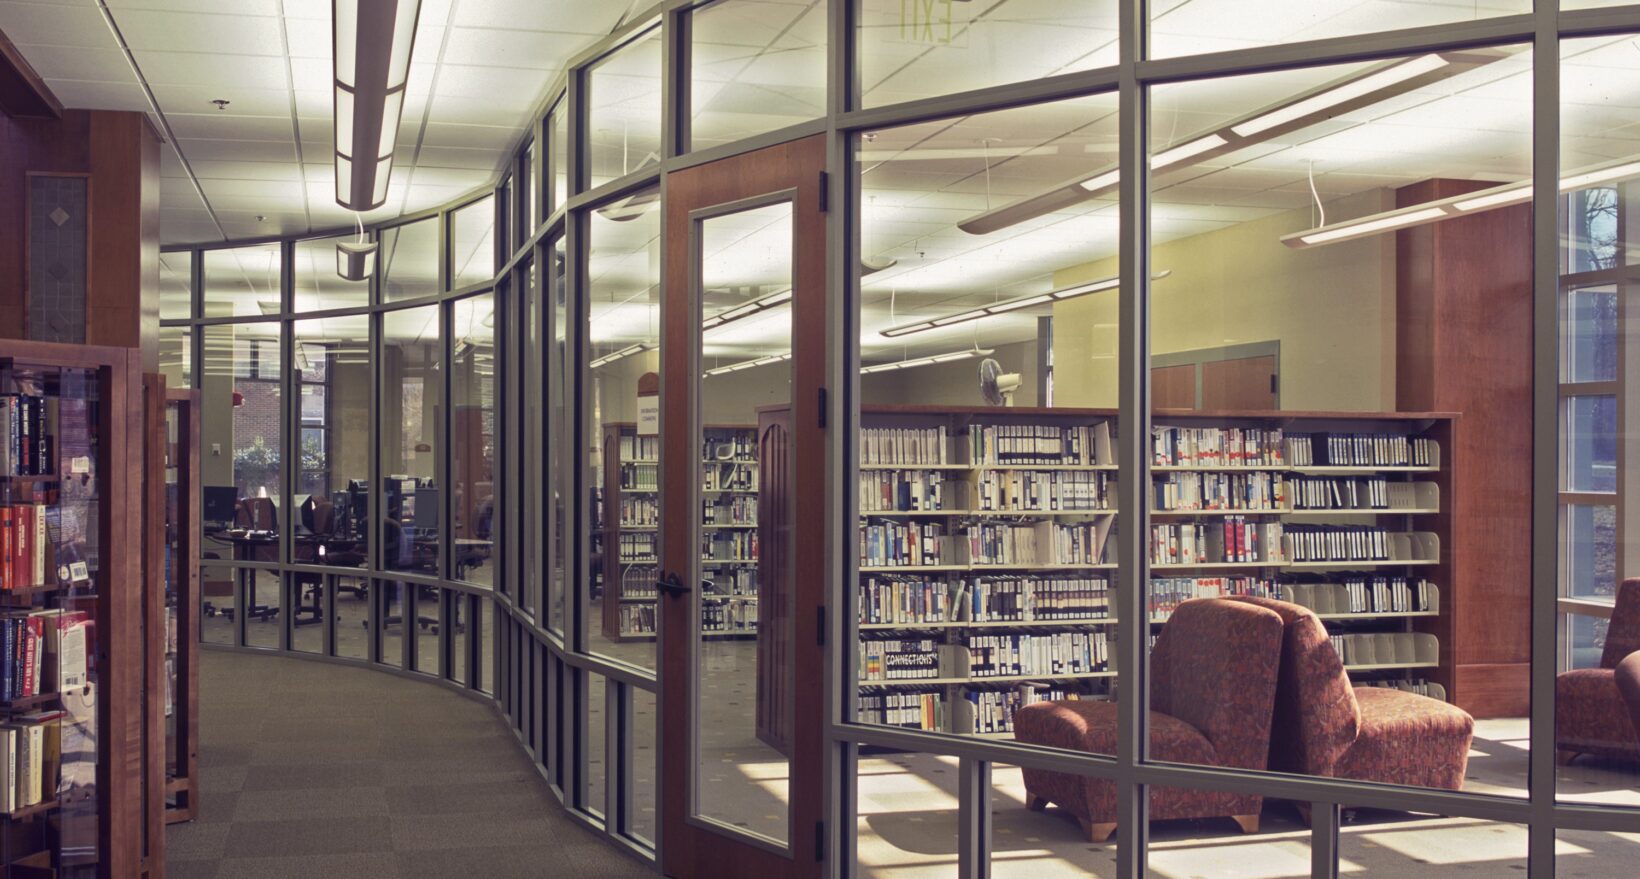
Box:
xmin=1051 ymin=189 xmax=1398 ymax=411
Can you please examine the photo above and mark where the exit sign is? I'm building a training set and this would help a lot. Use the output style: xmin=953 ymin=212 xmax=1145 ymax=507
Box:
xmin=894 ymin=0 xmax=970 ymax=47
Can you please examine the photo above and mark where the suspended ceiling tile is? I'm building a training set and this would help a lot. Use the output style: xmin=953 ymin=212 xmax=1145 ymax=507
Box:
xmin=420 ymin=121 xmax=517 ymax=150
xmin=441 ymin=27 xmax=586 ymax=70
xmin=177 ymin=138 xmax=300 ymax=163
xmin=456 ymin=0 xmax=623 ymax=34
xmin=150 ymin=84 xmax=295 ymax=118
xmin=282 ymin=16 xmax=330 ymax=58
xmin=199 ymin=177 xmax=312 ymax=199
xmin=414 ymin=145 xmax=509 ymax=170
xmin=159 ymin=145 xmax=189 ymax=178
xmin=112 ymin=10 xmax=287 ymax=56
xmin=167 ymin=112 xmax=296 ymax=141
xmin=12 ymin=45 xmax=134 ymax=83
xmin=287 ymin=56 xmax=330 ymax=91
xmin=188 ymin=159 xmax=306 ymax=181
xmin=427 ymin=89 xmax=535 ymax=127
xmin=135 ymin=50 xmax=291 ymax=89
xmin=106 ymin=0 xmax=281 ymax=13
xmin=45 ymin=79 xmax=152 ymax=111
xmin=0 ymin=3 xmax=114 ymax=48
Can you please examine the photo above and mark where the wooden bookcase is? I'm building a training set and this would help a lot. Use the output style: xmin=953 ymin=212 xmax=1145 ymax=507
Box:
xmin=162 ymin=389 xmax=200 ymax=825
xmin=598 ymin=422 xmax=762 ymax=643
xmin=760 ymin=404 xmax=1456 ymax=740
xmin=0 ymin=340 xmax=161 ymax=878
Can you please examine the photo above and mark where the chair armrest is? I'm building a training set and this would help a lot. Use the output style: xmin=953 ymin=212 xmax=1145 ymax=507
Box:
xmin=1615 ymin=651 xmax=1640 ymax=735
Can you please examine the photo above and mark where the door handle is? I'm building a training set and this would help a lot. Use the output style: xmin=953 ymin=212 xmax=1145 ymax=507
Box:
xmin=655 ymin=571 xmax=691 ymax=598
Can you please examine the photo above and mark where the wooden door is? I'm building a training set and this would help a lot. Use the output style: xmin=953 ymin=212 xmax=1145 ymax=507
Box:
xmin=658 ymin=136 xmax=826 ymax=879
xmin=1201 ymin=354 xmax=1277 ymax=409
xmin=1151 ymin=363 xmax=1197 ymax=409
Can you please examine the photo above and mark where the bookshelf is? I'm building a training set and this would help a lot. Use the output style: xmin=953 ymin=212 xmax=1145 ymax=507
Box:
xmin=598 ymin=422 xmax=762 ymax=642
xmin=0 ymin=341 xmax=158 ymax=877
xmin=768 ymin=405 xmax=1455 ymax=740
xmin=163 ymin=388 xmax=201 ymax=824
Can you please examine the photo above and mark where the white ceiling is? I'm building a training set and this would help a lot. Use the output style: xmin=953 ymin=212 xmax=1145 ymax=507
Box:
xmin=0 ymin=0 xmax=637 ymax=244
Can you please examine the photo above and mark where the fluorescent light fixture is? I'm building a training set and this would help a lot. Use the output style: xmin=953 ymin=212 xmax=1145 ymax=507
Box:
xmin=1451 ymin=186 xmax=1529 ymax=212
xmin=1561 ymin=159 xmax=1640 ymax=192
xmin=1231 ymin=54 xmax=1449 ymax=138
xmin=861 ymin=348 xmax=993 ymax=375
xmin=590 ymin=342 xmax=653 ymax=369
xmin=701 ymin=288 xmax=792 ymax=331
xmin=1297 ymin=207 xmax=1448 ymax=245
xmin=1078 ymin=169 xmax=1119 ymax=192
xmin=958 ymin=49 xmax=1508 ymax=236
xmin=1286 ymin=154 xmax=1640 ymax=248
xmin=877 ymin=271 xmax=1170 ymax=338
xmin=1152 ymin=134 xmax=1227 ymax=168
xmin=704 ymin=352 xmax=792 ymax=377
xmin=336 ymin=239 xmax=377 ymax=280
xmin=333 ymin=0 xmax=422 ymax=211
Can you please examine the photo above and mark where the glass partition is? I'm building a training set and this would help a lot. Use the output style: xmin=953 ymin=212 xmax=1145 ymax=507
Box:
xmin=381 ymin=305 xmax=442 ymax=577
xmin=857 ymin=0 xmax=1116 ymax=108
xmin=854 ymin=92 xmax=1122 ymax=749
xmin=294 ymin=314 xmax=370 ymax=571
xmin=294 ymin=234 xmax=370 ymax=312
xmin=159 ymin=251 xmax=192 ymax=320
xmin=1145 ymin=47 xmax=1534 ymax=801
xmin=690 ymin=0 xmax=826 ymax=150
xmin=586 ymin=184 xmax=662 ymax=672
xmin=453 ymin=293 xmax=498 ymax=587
xmin=202 ymin=244 xmax=281 ymax=318
xmin=452 ymin=195 xmax=496 ymax=289
xmin=587 ymin=25 xmax=665 ymax=188
xmin=1150 ymin=0 xmax=1530 ymax=59
xmin=382 ymin=216 xmax=441 ymax=302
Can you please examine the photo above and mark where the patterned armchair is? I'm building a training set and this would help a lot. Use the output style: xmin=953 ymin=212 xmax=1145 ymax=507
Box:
xmin=1224 ymin=596 xmax=1474 ymax=793
xmin=1556 ymin=579 xmax=1640 ymax=764
xmin=1013 ymin=598 xmax=1286 ymax=842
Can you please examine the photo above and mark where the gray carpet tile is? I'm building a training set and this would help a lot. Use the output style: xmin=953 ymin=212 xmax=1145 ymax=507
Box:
xmin=166 ymin=650 xmax=654 ymax=878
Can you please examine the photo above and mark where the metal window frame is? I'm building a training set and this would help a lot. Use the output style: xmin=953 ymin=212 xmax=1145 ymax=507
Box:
xmin=165 ymin=1 xmax=1640 ymax=875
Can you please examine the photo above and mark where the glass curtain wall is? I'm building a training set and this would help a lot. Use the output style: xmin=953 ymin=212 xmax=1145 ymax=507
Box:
xmin=157 ymin=2 xmax=1640 ymax=876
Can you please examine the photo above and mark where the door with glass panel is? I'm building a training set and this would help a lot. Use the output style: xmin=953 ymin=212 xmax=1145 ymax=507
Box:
xmin=657 ymin=136 xmax=825 ymax=878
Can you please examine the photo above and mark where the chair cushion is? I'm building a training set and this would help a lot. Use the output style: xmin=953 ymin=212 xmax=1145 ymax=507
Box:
xmin=1557 ymin=667 xmax=1640 ymax=759
xmin=1017 ymin=700 xmax=1249 ymax=824
xmin=1333 ymin=687 xmax=1474 ymax=790
xmin=1015 ymin=699 xmax=1219 ymax=765
xmin=1150 ymin=599 xmax=1286 ymax=771
xmin=1603 ymin=580 xmax=1640 ymax=669
xmin=1223 ymin=596 xmax=1361 ymax=776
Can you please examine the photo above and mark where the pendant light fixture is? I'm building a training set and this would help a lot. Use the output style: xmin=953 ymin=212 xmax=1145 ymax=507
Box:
xmin=337 ymin=213 xmax=378 ymax=280
xmin=333 ymin=0 xmax=422 ymax=211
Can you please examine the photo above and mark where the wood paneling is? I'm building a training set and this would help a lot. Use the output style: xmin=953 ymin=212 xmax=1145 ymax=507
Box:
xmin=1151 ymin=364 xmax=1196 ymax=409
xmin=1201 ymin=355 xmax=1277 ymax=410
xmin=0 ymin=109 xmax=159 ymax=365
xmin=1397 ymin=178 xmax=1533 ymax=718
xmin=0 ymin=28 xmax=61 ymax=118
xmin=660 ymin=135 xmax=826 ymax=879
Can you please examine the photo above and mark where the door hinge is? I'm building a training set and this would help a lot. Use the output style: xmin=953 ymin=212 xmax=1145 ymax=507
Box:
xmin=815 ymin=820 xmax=826 ymax=862
xmin=818 ymin=172 xmax=829 ymax=212
xmin=816 ymin=604 xmax=826 ymax=647
xmin=818 ymin=386 xmax=828 ymax=429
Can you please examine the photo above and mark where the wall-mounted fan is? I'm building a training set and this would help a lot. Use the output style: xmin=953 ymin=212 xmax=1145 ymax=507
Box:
xmin=978 ymin=358 xmax=1022 ymax=407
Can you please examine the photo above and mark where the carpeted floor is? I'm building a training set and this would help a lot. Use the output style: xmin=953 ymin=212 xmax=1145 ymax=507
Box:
xmin=165 ymin=650 xmax=655 ymax=879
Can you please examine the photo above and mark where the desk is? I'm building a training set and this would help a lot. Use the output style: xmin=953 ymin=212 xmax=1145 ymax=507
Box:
xmin=212 ymin=531 xmax=278 ymax=623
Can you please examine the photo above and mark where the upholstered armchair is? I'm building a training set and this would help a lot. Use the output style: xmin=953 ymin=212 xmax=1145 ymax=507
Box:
xmin=1556 ymin=579 xmax=1640 ymax=764
xmin=1224 ymin=596 xmax=1474 ymax=793
xmin=1013 ymin=598 xmax=1286 ymax=842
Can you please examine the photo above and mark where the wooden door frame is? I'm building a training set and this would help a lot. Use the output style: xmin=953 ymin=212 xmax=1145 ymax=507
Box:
xmin=659 ymin=135 xmax=827 ymax=879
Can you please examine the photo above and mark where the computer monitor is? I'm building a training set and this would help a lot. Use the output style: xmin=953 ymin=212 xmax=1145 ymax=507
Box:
xmin=414 ymin=487 xmax=439 ymax=533
xmin=202 ymin=486 xmax=238 ymax=527
xmin=248 ymin=497 xmax=278 ymax=532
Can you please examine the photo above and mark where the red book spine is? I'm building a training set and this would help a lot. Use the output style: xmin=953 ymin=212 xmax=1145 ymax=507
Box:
xmin=21 ymin=618 xmax=38 ymax=697
xmin=10 ymin=505 xmax=23 ymax=591
xmin=16 ymin=505 xmax=29 ymax=589
xmin=1 ymin=506 xmax=11 ymax=591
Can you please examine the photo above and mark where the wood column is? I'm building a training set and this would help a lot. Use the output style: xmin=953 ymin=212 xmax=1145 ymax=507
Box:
xmin=1396 ymin=178 xmax=1534 ymax=718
